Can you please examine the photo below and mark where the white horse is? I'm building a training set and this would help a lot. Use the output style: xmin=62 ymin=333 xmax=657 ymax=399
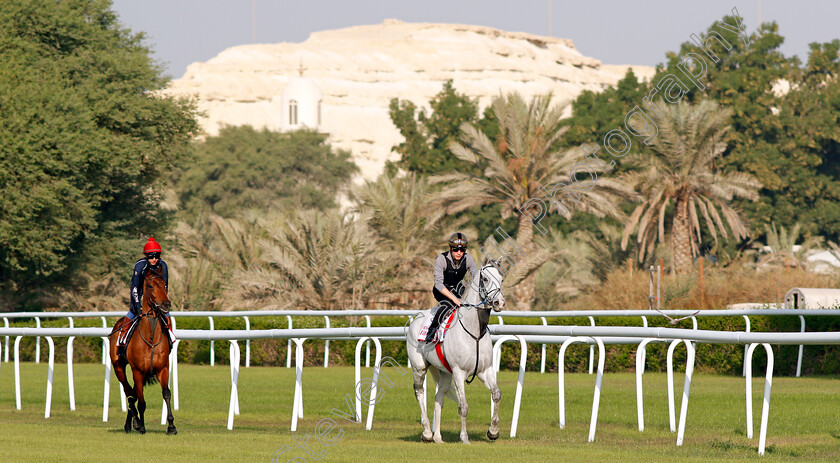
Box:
xmin=406 ymin=261 xmax=506 ymax=444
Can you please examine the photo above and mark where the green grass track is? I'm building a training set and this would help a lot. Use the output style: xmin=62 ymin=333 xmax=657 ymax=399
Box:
xmin=1 ymin=361 xmax=839 ymax=462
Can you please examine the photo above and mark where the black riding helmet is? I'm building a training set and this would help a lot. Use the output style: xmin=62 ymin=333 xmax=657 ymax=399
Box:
xmin=449 ymin=232 xmax=468 ymax=250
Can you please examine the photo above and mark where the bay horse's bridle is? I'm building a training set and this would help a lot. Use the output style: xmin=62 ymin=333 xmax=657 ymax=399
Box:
xmin=142 ymin=272 xmax=170 ymax=318
xmin=138 ymin=271 xmax=170 ymax=352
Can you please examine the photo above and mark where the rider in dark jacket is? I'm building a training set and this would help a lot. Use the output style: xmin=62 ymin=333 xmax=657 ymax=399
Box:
xmin=425 ymin=232 xmax=479 ymax=342
xmin=116 ymin=237 xmax=175 ymax=356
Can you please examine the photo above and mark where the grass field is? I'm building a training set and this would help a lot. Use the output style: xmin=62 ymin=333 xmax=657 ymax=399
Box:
xmin=1 ymin=359 xmax=840 ymax=462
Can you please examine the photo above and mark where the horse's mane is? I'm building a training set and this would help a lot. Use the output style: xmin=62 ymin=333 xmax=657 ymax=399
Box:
xmin=144 ymin=266 xmax=163 ymax=279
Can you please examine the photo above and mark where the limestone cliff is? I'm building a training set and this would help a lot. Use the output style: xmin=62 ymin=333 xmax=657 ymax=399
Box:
xmin=165 ymin=20 xmax=654 ymax=180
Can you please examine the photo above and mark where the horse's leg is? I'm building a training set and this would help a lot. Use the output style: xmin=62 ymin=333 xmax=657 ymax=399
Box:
xmin=113 ymin=360 xmax=136 ymax=433
xmin=157 ymin=366 xmax=177 ymax=435
xmin=477 ymin=367 xmax=501 ymax=440
xmin=110 ymin=329 xmax=137 ymax=434
xmin=452 ymin=371 xmax=470 ymax=444
xmin=412 ymin=363 xmax=433 ymax=442
xmin=132 ymin=367 xmax=147 ymax=434
xmin=432 ymin=370 xmax=451 ymax=444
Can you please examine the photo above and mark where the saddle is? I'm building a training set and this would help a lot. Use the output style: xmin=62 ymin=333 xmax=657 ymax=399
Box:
xmin=417 ymin=304 xmax=457 ymax=344
xmin=120 ymin=315 xmax=174 ymax=355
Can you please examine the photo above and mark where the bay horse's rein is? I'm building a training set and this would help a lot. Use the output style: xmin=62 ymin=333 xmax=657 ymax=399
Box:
xmin=137 ymin=274 xmax=170 ymax=366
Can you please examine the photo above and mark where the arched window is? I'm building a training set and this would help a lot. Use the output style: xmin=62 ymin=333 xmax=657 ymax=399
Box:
xmin=317 ymin=100 xmax=322 ymax=126
xmin=289 ymin=99 xmax=298 ymax=126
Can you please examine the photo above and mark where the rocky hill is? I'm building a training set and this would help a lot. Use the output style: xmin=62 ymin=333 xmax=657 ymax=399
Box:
xmin=165 ymin=20 xmax=655 ymax=180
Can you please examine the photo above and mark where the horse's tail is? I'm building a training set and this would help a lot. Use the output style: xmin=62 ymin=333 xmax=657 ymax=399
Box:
xmin=143 ymin=368 xmax=159 ymax=386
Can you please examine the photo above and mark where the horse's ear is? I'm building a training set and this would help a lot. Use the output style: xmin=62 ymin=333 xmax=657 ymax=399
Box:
xmin=482 ymin=256 xmax=490 ymax=266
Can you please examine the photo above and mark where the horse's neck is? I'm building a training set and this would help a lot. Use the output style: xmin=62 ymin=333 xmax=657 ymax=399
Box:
xmin=458 ymin=272 xmax=485 ymax=333
xmin=461 ymin=271 xmax=481 ymax=305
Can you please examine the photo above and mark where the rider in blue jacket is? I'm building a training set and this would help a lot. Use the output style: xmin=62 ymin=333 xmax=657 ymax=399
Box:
xmin=116 ymin=237 xmax=175 ymax=357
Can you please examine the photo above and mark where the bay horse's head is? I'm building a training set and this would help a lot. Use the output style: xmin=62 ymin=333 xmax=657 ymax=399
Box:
xmin=142 ymin=268 xmax=171 ymax=317
xmin=479 ymin=259 xmax=505 ymax=312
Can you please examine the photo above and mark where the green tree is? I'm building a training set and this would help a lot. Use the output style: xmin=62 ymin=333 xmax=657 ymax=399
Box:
xmin=176 ymin=126 xmax=358 ymax=219
xmin=436 ymin=92 xmax=636 ymax=309
xmin=657 ymin=20 xmax=840 ymax=242
xmin=562 ymin=16 xmax=840 ymax=250
xmin=561 ymin=68 xmax=651 ymax=160
xmin=389 ymin=81 xmax=514 ymax=241
xmin=389 ymin=80 xmax=483 ymax=175
xmin=0 ymin=0 xmax=199 ymax=308
xmin=621 ymin=100 xmax=761 ymax=274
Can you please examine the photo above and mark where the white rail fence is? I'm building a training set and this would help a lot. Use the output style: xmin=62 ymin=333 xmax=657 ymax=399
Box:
xmin=3 ymin=323 xmax=840 ymax=456
xmin=2 ymin=308 xmax=835 ymax=377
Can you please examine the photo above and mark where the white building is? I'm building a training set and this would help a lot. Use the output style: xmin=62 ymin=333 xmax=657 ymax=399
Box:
xmin=280 ymin=73 xmax=322 ymax=131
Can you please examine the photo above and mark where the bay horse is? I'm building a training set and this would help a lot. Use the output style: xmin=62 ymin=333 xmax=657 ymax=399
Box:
xmin=406 ymin=261 xmax=505 ymax=443
xmin=109 ymin=267 xmax=176 ymax=435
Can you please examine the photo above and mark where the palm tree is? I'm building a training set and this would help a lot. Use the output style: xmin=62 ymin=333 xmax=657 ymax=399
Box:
xmin=621 ymin=99 xmax=762 ymax=274
xmin=433 ymin=92 xmax=636 ymax=309
xmin=234 ymin=209 xmax=393 ymax=310
xmin=749 ymin=222 xmax=822 ymax=269
xmin=353 ymin=172 xmax=450 ymax=306
xmin=168 ymin=214 xmax=268 ymax=310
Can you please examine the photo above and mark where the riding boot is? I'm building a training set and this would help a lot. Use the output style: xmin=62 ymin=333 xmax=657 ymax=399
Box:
xmin=424 ymin=305 xmax=448 ymax=343
xmin=116 ymin=321 xmax=131 ymax=357
xmin=424 ymin=316 xmax=440 ymax=343
xmin=162 ymin=317 xmax=177 ymax=346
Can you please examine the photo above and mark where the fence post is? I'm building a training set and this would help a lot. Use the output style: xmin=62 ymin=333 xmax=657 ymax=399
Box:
xmin=102 ymin=337 xmax=111 ymax=422
xmin=587 ymin=316 xmax=595 ymax=374
xmin=67 ymin=337 xmax=76 ymax=411
xmin=101 ymin=317 xmax=107 ymax=365
xmin=3 ymin=317 xmax=8 ymax=363
xmin=796 ymin=315 xmax=805 ymax=377
xmin=243 ymin=316 xmax=251 ymax=368
xmin=286 ymin=316 xmax=293 ymax=368
xmin=206 ymin=317 xmax=215 ymax=366
xmin=35 ymin=317 xmax=41 ymax=364
xmin=364 ymin=315 xmax=371 ymax=368
xmin=45 ymin=337 xmax=55 ymax=418
xmin=540 ymin=317 xmax=547 ymax=373
xmin=323 ymin=316 xmax=330 ymax=368
xmin=14 ymin=336 xmax=22 ymax=410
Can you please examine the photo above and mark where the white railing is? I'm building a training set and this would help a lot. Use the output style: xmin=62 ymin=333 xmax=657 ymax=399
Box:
xmin=3 ymin=324 xmax=840 ymax=456
xmin=2 ymin=308 xmax=835 ymax=377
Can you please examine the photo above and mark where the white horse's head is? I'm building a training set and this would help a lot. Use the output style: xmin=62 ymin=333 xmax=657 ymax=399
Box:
xmin=480 ymin=260 xmax=505 ymax=312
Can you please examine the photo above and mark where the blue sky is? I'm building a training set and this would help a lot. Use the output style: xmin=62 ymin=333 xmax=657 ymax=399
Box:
xmin=111 ymin=0 xmax=840 ymax=79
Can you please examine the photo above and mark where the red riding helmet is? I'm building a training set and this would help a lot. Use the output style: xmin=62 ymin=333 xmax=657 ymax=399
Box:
xmin=143 ymin=237 xmax=163 ymax=254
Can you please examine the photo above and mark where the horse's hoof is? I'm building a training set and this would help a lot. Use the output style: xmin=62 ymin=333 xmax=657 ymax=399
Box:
xmin=421 ymin=433 xmax=434 ymax=443
xmin=124 ymin=425 xmax=131 ymax=434
xmin=167 ymin=426 xmax=178 ymax=435
xmin=487 ymin=430 xmax=499 ymax=441
xmin=137 ymin=426 xmax=146 ymax=435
